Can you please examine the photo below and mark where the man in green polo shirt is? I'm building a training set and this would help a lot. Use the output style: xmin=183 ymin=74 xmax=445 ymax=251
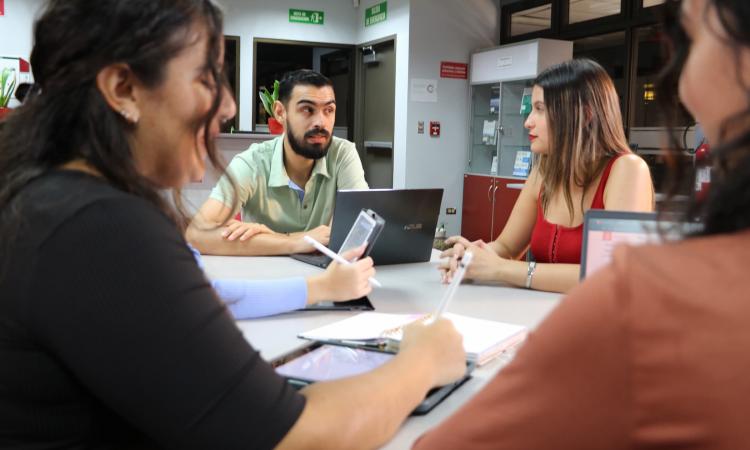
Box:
xmin=186 ymin=70 xmax=368 ymax=256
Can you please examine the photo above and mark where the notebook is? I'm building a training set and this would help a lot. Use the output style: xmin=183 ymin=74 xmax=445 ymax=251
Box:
xmin=299 ymin=312 xmax=527 ymax=366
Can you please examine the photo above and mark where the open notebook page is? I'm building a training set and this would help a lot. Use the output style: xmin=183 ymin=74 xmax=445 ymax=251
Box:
xmin=299 ymin=312 xmax=527 ymax=365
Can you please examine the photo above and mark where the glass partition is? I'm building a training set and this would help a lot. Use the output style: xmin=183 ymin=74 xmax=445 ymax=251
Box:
xmin=573 ymin=31 xmax=628 ymax=121
xmin=630 ymin=26 xmax=693 ymax=127
xmin=510 ymin=3 xmax=552 ymax=37
xmin=642 ymin=0 xmax=666 ymax=7
xmin=568 ymin=0 xmax=621 ymax=24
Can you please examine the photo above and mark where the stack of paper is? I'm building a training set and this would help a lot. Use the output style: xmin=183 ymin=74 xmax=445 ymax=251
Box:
xmin=299 ymin=312 xmax=527 ymax=366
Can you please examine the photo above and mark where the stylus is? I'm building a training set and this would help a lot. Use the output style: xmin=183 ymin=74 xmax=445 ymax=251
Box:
xmin=429 ymin=251 xmax=473 ymax=323
xmin=303 ymin=235 xmax=383 ymax=288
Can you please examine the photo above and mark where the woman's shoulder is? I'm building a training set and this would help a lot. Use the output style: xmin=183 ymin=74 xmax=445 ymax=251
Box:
xmin=20 ymin=170 xmax=175 ymax=246
xmin=602 ymin=152 xmax=653 ymax=205
xmin=526 ymin=166 xmax=544 ymax=193
xmin=609 ymin=153 xmax=650 ymax=178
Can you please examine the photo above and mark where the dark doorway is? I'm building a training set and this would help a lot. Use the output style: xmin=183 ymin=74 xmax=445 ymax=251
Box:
xmin=254 ymin=39 xmax=355 ymax=139
xmin=222 ymin=35 xmax=240 ymax=133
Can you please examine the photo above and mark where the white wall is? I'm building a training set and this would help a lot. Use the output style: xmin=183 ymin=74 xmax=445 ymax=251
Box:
xmin=405 ymin=0 xmax=499 ymax=235
xmin=217 ymin=0 xmax=359 ymax=131
xmin=0 ymin=0 xmax=45 ymax=59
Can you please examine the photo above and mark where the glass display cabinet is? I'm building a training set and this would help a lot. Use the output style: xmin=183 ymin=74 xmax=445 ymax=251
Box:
xmin=467 ymin=39 xmax=573 ymax=177
xmin=462 ymin=39 xmax=573 ymax=242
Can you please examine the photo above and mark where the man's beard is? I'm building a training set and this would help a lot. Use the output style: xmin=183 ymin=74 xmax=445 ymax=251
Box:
xmin=286 ymin=122 xmax=333 ymax=160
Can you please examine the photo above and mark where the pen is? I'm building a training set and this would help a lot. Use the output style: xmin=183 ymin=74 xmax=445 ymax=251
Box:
xmin=429 ymin=251 xmax=473 ymax=323
xmin=315 ymin=338 xmax=398 ymax=353
xmin=303 ymin=235 xmax=383 ymax=288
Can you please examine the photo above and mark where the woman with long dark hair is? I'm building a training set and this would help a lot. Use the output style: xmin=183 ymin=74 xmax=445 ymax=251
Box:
xmin=0 ymin=1 xmax=466 ymax=448
xmin=415 ymin=1 xmax=750 ymax=448
xmin=440 ymin=59 xmax=654 ymax=293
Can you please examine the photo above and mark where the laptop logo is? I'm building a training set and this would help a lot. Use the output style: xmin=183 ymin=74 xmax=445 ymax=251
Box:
xmin=403 ymin=223 xmax=423 ymax=231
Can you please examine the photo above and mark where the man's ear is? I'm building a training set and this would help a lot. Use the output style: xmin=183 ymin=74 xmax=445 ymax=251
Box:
xmin=96 ymin=63 xmax=141 ymax=124
xmin=273 ymin=100 xmax=286 ymax=123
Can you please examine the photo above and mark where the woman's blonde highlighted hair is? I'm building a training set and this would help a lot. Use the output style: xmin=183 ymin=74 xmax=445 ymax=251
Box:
xmin=534 ymin=58 xmax=632 ymax=221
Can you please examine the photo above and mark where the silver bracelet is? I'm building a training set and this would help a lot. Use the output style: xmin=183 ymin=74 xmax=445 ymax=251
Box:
xmin=525 ymin=261 xmax=537 ymax=289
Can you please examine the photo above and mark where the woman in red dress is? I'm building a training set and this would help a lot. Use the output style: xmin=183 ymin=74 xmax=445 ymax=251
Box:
xmin=441 ymin=59 xmax=654 ymax=293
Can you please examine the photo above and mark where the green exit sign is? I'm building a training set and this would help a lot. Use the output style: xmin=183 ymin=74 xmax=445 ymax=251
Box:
xmin=289 ymin=9 xmax=324 ymax=25
xmin=365 ymin=2 xmax=387 ymax=27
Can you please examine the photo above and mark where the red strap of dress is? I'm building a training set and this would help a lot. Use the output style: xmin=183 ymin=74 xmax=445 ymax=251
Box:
xmin=536 ymin=154 xmax=624 ymax=209
xmin=589 ymin=153 xmax=624 ymax=209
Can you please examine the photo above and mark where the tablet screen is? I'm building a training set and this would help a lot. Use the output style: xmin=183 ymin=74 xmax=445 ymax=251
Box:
xmin=338 ymin=211 xmax=377 ymax=256
xmin=275 ymin=344 xmax=393 ymax=382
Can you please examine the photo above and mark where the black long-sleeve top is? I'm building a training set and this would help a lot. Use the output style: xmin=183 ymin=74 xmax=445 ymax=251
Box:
xmin=0 ymin=170 xmax=305 ymax=449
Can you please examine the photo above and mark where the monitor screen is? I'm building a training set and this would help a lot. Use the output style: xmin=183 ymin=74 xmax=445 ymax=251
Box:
xmin=582 ymin=214 xmax=661 ymax=279
xmin=580 ymin=211 xmax=700 ymax=280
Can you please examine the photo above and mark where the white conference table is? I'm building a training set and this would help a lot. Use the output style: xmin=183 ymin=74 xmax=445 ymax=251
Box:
xmin=202 ymin=251 xmax=562 ymax=449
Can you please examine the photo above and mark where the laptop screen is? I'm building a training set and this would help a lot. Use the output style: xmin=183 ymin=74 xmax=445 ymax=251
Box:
xmin=580 ymin=210 xmax=699 ymax=280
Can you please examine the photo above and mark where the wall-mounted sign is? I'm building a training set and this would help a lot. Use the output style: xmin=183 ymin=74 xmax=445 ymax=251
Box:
xmin=410 ymin=78 xmax=438 ymax=103
xmin=440 ymin=61 xmax=468 ymax=79
xmin=497 ymin=56 xmax=513 ymax=69
xmin=429 ymin=121 xmax=441 ymax=138
xmin=365 ymin=2 xmax=387 ymax=27
xmin=289 ymin=9 xmax=324 ymax=25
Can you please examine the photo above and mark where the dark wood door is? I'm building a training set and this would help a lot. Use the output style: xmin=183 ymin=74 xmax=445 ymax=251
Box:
xmin=492 ymin=178 xmax=524 ymax=239
xmin=461 ymin=174 xmax=494 ymax=242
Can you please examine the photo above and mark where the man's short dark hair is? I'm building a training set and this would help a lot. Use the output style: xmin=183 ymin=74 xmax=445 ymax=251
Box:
xmin=278 ymin=69 xmax=333 ymax=105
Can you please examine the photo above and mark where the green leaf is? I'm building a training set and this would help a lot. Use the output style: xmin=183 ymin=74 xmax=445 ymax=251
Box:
xmin=272 ymin=80 xmax=280 ymax=102
xmin=0 ymin=67 xmax=17 ymax=107
xmin=258 ymin=87 xmax=273 ymax=117
xmin=258 ymin=80 xmax=281 ymax=119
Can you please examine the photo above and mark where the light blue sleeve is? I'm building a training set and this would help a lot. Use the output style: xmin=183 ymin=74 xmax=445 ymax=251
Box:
xmin=212 ymin=277 xmax=307 ymax=319
xmin=187 ymin=244 xmax=307 ymax=319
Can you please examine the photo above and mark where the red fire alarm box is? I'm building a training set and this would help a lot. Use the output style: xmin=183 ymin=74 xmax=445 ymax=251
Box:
xmin=429 ymin=121 xmax=440 ymax=137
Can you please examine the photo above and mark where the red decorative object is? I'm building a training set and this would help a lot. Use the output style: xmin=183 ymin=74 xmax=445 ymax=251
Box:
xmin=268 ymin=117 xmax=284 ymax=135
xmin=440 ymin=61 xmax=468 ymax=79
xmin=0 ymin=107 xmax=10 ymax=121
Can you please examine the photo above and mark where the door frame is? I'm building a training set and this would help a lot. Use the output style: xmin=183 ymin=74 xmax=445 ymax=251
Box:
xmin=223 ymin=35 xmax=241 ymax=133
xmin=353 ymin=35 xmax=397 ymax=162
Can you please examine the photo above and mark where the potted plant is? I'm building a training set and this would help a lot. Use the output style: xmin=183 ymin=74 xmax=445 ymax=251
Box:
xmin=258 ymin=80 xmax=283 ymax=134
xmin=0 ymin=67 xmax=17 ymax=121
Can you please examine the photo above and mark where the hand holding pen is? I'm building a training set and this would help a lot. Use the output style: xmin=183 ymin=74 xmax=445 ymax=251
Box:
xmin=304 ymin=235 xmax=383 ymax=288
xmin=429 ymin=251 xmax=473 ymax=323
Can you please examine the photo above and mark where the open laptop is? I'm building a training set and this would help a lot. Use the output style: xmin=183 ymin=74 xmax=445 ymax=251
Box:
xmin=580 ymin=210 xmax=700 ymax=280
xmin=291 ymin=189 xmax=443 ymax=267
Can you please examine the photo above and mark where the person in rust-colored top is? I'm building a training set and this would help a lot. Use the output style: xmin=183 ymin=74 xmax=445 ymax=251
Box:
xmin=416 ymin=233 xmax=750 ymax=449
xmin=415 ymin=0 xmax=750 ymax=448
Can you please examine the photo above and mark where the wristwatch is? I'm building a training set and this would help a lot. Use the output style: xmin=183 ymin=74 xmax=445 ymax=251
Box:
xmin=525 ymin=261 xmax=537 ymax=289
